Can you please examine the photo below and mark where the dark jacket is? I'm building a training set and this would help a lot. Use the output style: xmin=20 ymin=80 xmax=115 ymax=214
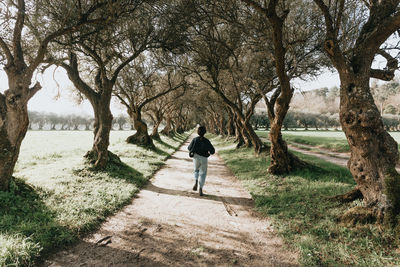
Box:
xmin=188 ymin=136 xmax=215 ymax=158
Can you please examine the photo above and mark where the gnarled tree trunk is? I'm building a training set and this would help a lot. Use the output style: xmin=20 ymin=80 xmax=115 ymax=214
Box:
xmin=226 ymin=112 xmax=235 ymax=137
xmin=0 ymin=59 xmax=41 ymax=190
xmin=87 ymin=98 xmax=114 ymax=168
xmin=340 ymin=76 xmax=400 ymax=224
xmin=150 ymin=120 xmax=161 ymax=140
xmin=161 ymin=116 xmax=173 ymax=136
xmin=234 ymin=117 xmax=245 ymax=148
xmin=0 ymin=85 xmax=31 ymax=190
xmin=244 ymin=120 xmax=267 ymax=154
xmin=127 ymin=110 xmax=155 ymax=148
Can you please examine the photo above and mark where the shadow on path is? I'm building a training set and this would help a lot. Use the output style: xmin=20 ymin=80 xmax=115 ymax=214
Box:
xmin=145 ymin=183 xmax=254 ymax=208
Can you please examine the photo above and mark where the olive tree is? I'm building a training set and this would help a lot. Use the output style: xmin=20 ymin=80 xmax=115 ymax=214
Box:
xmin=314 ymin=0 xmax=400 ymax=226
xmin=241 ymin=0 xmax=323 ymax=173
xmin=114 ymin=58 xmax=186 ymax=148
xmin=0 ymin=0 xmax=114 ymax=190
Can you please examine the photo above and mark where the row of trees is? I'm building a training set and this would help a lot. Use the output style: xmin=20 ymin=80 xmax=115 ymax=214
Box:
xmin=28 ymin=112 xmax=129 ymax=130
xmin=252 ymin=113 xmax=400 ymax=132
xmin=178 ymin=0 xmax=400 ymax=228
xmin=2 ymin=0 xmax=400 ymax=231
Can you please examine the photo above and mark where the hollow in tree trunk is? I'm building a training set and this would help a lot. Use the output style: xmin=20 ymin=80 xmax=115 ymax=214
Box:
xmin=127 ymin=111 xmax=155 ymax=149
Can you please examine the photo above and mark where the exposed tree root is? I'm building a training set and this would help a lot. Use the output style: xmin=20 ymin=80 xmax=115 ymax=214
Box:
xmin=329 ymin=188 xmax=363 ymax=203
xmin=126 ymin=133 xmax=155 ymax=149
xmin=255 ymin=144 xmax=270 ymax=155
xmin=160 ymin=129 xmax=174 ymax=137
xmin=235 ymin=139 xmax=245 ymax=149
xmin=268 ymin=152 xmax=310 ymax=175
xmin=150 ymin=132 xmax=161 ymax=140
xmin=84 ymin=150 xmax=123 ymax=170
xmin=338 ymin=206 xmax=377 ymax=226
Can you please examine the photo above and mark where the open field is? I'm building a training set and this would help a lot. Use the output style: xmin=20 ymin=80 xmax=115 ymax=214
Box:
xmin=214 ymin=136 xmax=400 ymax=266
xmin=1 ymin=130 xmax=189 ymax=266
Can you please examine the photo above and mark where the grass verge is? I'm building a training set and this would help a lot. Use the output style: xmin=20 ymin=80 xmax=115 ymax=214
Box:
xmin=256 ymin=131 xmax=350 ymax=152
xmin=0 ymin=131 xmax=190 ymax=266
xmin=213 ymin=136 xmax=400 ymax=266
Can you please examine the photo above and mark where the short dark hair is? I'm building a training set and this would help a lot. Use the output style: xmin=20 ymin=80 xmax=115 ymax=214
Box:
xmin=197 ymin=126 xmax=206 ymax=137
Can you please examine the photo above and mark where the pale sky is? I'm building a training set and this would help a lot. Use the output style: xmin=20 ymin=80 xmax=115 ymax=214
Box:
xmin=0 ymin=66 xmax=126 ymax=116
xmin=0 ymin=66 xmax=340 ymax=116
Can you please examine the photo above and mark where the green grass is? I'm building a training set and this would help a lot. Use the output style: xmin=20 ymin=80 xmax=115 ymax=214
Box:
xmin=256 ymin=130 xmax=350 ymax=152
xmin=1 ymin=130 xmax=190 ymax=266
xmin=213 ymin=136 xmax=400 ymax=266
xmin=285 ymin=135 xmax=349 ymax=152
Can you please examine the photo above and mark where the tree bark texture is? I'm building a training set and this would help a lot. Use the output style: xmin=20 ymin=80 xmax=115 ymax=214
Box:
xmin=87 ymin=98 xmax=114 ymax=168
xmin=62 ymin=56 xmax=117 ymax=169
xmin=340 ymin=77 xmax=400 ymax=224
xmin=127 ymin=111 xmax=155 ymax=148
xmin=268 ymin=123 xmax=306 ymax=174
xmin=312 ymin=0 xmax=400 ymax=225
xmin=161 ymin=116 xmax=173 ymax=136
xmin=150 ymin=120 xmax=161 ymax=140
xmin=0 ymin=85 xmax=31 ymax=190
xmin=245 ymin=120 xmax=266 ymax=154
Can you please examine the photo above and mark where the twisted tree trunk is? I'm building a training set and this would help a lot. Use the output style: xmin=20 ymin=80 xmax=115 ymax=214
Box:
xmin=0 ymin=84 xmax=33 ymax=190
xmin=127 ymin=110 xmax=154 ymax=148
xmin=0 ymin=62 xmax=41 ymax=190
xmin=161 ymin=116 xmax=173 ymax=136
xmin=150 ymin=120 xmax=162 ymax=140
xmin=340 ymin=76 xmax=400 ymax=224
xmin=86 ymin=98 xmax=114 ymax=168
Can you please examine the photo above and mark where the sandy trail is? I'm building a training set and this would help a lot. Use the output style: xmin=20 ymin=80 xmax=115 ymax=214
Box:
xmin=43 ymin=134 xmax=298 ymax=267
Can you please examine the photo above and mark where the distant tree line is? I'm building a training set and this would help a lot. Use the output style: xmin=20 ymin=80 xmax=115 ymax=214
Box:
xmin=28 ymin=111 xmax=132 ymax=131
xmin=247 ymin=81 xmax=400 ymax=131
xmin=251 ymin=112 xmax=400 ymax=131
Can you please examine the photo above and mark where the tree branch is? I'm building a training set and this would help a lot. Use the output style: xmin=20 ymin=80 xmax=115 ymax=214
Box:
xmin=28 ymin=82 xmax=42 ymax=100
xmin=138 ymin=78 xmax=185 ymax=111
xmin=13 ymin=0 xmax=25 ymax=63
xmin=361 ymin=11 xmax=400 ymax=54
xmin=0 ymin=37 xmax=13 ymax=63
xmin=58 ymin=53 xmax=98 ymax=101
xmin=111 ymin=50 xmax=143 ymax=85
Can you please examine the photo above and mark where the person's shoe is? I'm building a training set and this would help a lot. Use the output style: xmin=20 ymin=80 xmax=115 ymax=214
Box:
xmin=193 ymin=181 xmax=198 ymax=191
xmin=199 ymin=187 xmax=203 ymax=196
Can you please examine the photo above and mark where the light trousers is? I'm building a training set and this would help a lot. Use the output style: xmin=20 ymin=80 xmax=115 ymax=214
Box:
xmin=193 ymin=153 xmax=208 ymax=188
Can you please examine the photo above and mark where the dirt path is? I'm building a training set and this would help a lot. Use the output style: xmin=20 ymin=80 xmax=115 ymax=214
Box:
xmin=43 ymin=134 xmax=298 ymax=267
xmin=288 ymin=144 xmax=400 ymax=172
xmin=288 ymin=144 xmax=348 ymax=168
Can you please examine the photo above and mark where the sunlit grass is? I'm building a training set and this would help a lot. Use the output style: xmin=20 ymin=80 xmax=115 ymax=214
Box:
xmin=214 ymin=136 xmax=400 ymax=266
xmin=1 ymin=130 xmax=189 ymax=266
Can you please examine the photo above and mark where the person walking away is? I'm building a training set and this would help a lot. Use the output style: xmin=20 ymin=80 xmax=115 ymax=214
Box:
xmin=188 ymin=126 xmax=215 ymax=196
